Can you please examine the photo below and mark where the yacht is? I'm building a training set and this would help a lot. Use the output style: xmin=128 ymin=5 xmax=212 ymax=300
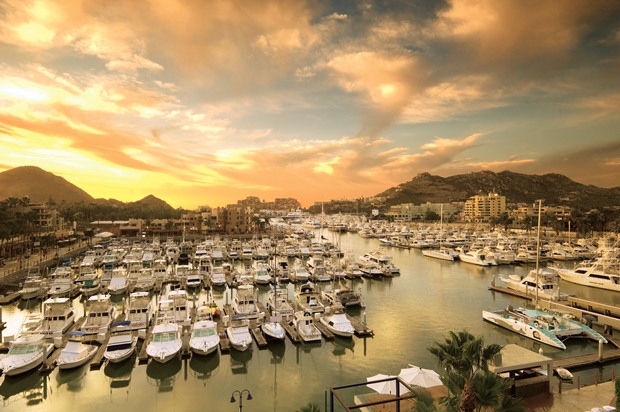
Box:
xmin=253 ymin=264 xmax=272 ymax=285
xmin=167 ymin=289 xmax=192 ymax=326
xmin=226 ymin=318 xmax=253 ymax=351
xmin=294 ymin=282 xmax=325 ymax=313
xmin=189 ymin=306 xmax=220 ymax=356
xmin=267 ymin=287 xmax=294 ymax=317
xmin=80 ymin=294 xmax=117 ymax=335
xmin=41 ymin=297 xmax=76 ymax=336
xmin=126 ymin=291 xmax=154 ymax=330
xmin=551 ymin=258 xmax=620 ymax=292
xmin=293 ymin=311 xmax=322 ymax=342
xmin=146 ymin=319 xmax=182 ymax=363
xmin=0 ymin=334 xmax=54 ymax=376
xmin=19 ymin=273 xmax=48 ymax=300
xmin=232 ymin=284 xmax=262 ymax=319
xmin=107 ymin=267 xmax=129 ymax=296
xmin=292 ymin=266 xmax=311 ymax=282
xmin=104 ymin=321 xmax=138 ymax=363
xmin=261 ymin=318 xmax=286 ymax=342
xmin=321 ymin=286 xmax=363 ymax=307
xmin=500 ymin=269 xmax=568 ymax=301
xmin=319 ymin=305 xmax=355 ymax=337
xmin=210 ymin=266 xmax=227 ymax=287
xmin=422 ymin=248 xmax=458 ymax=262
xmin=56 ymin=331 xmax=98 ymax=370
xmin=483 ymin=305 xmax=607 ymax=350
xmin=458 ymin=249 xmax=497 ymax=266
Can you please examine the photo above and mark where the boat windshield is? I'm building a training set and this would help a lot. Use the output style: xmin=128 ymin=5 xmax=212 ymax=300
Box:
xmin=9 ymin=344 xmax=40 ymax=355
xmin=193 ymin=329 xmax=216 ymax=338
xmin=153 ymin=332 xmax=178 ymax=342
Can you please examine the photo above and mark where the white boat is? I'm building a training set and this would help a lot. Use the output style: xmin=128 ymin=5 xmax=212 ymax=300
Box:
xmin=189 ymin=306 xmax=220 ymax=356
xmin=146 ymin=320 xmax=182 ymax=363
xmin=500 ymin=269 xmax=568 ymax=301
xmin=226 ymin=318 xmax=253 ymax=351
xmin=134 ymin=268 xmax=156 ymax=292
xmin=77 ymin=271 xmax=102 ymax=297
xmin=253 ymin=264 xmax=272 ymax=285
xmin=47 ymin=266 xmax=80 ymax=299
xmin=459 ymin=249 xmax=497 ymax=266
xmin=319 ymin=306 xmax=355 ymax=337
xmin=292 ymin=266 xmax=311 ymax=282
xmin=261 ymin=319 xmax=286 ymax=342
xmin=210 ymin=266 xmax=227 ymax=287
xmin=422 ymin=248 xmax=457 ymax=261
xmin=20 ymin=274 xmax=48 ymax=300
xmin=555 ymin=367 xmax=573 ymax=381
xmin=552 ymin=258 xmax=620 ymax=292
xmin=104 ymin=321 xmax=138 ymax=363
xmin=107 ymin=267 xmax=129 ymax=296
xmin=56 ymin=331 xmax=98 ymax=370
xmin=0 ymin=334 xmax=54 ymax=376
xmin=482 ymin=306 xmax=607 ymax=349
xmin=126 ymin=291 xmax=154 ymax=330
xmin=41 ymin=297 xmax=76 ymax=336
xmin=232 ymin=284 xmax=262 ymax=319
xmin=80 ymin=294 xmax=117 ymax=335
xmin=321 ymin=286 xmax=364 ymax=307
xmin=295 ymin=282 xmax=325 ymax=313
xmin=167 ymin=289 xmax=192 ymax=326
xmin=293 ymin=311 xmax=322 ymax=342
xmin=267 ymin=287 xmax=294 ymax=317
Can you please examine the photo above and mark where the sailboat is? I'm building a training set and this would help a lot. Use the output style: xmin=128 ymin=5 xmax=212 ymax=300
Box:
xmin=422 ymin=205 xmax=458 ymax=261
xmin=261 ymin=256 xmax=286 ymax=342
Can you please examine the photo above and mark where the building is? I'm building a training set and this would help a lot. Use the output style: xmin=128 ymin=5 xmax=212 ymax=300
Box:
xmin=385 ymin=202 xmax=461 ymax=221
xmin=464 ymin=193 xmax=506 ymax=222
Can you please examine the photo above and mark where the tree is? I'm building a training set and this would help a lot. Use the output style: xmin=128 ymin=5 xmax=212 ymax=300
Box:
xmin=425 ymin=210 xmax=441 ymax=222
xmin=296 ymin=401 xmax=322 ymax=412
xmin=427 ymin=330 xmax=523 ymax=412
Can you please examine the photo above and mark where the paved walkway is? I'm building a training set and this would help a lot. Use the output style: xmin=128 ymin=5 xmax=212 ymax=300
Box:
xmin=525 ymin=381 xmax=616 ymax=411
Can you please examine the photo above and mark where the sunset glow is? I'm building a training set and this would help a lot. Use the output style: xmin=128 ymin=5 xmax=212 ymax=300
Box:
xmin=1 ymin=0 xmax=619 ymax=208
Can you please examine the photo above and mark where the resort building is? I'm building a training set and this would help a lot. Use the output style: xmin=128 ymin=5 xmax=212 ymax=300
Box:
xmin=464 ymin=193 xmax=506 ymax=222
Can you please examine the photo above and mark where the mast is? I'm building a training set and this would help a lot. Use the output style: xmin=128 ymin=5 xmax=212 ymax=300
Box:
xmin=535 ymin=199 xmax=542 ymax=307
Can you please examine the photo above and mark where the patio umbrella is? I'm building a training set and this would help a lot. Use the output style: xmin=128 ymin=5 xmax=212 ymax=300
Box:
xmin=94 ymin=231 xmax=114 ymax=238
xmin=366 ymin=374 xmax=409 ymax=395
xmin=398 ymin=366 xmax=443 ymax=388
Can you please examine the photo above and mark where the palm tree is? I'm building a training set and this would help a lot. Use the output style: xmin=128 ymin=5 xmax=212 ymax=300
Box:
xmin=296 ymin=401 xmax=322 ymax=412
xmin=427 ymin=330 xmax=523 ymax=412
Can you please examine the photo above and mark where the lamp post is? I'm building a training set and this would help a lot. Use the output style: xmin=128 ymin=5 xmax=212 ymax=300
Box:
xmin=230 ymin=389 xmax=252 ymax=411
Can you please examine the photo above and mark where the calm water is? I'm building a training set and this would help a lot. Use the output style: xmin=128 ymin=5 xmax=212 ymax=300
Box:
xmin=1 ymin=232 xmax=618 ymax=411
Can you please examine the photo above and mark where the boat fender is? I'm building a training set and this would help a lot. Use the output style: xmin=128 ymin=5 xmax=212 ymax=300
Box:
xmin=524 ymin=318 xmax=529 ymax=325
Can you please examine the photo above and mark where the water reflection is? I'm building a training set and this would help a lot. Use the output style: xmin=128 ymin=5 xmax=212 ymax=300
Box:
xmin=267 ymin=341 xmax=286 ymax=364
xmin=189 ymin=353 xmax=220 ymax=383
xmin=229 ymin=348 xmax=252 ymax=374
xmin=146 ymin=357 xmax=182 ymax=392
xmin=17 ymin=298 xmax=43 ymax=312
xmin=104 ymin=357 xmax=135 ymax=388
xmin=55 ymin=363 xmax=88 ymax=392
xmin=331 ymin=336 xmax=355 ymax=356
xmin=0 ymin=369 xmax=46 ymax=407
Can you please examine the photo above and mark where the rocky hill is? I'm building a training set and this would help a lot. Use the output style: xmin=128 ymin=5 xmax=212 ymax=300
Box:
xmin=0 ymin=166 xmax=94 ymax=204
xmin=377 ymin=170 xmax=620 ymax=209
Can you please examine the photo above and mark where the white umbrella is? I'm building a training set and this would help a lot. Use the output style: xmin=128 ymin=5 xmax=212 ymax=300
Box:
xmin=94 ymin=231 xmax=114 ymax=238
xmin=366 ymin=374 xmax=409 ymax=395
xmin=398 ymin=366 xmax=443 ymax=388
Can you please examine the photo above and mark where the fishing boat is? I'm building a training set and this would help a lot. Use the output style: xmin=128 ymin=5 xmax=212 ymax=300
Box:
xmin=321 ymin=286 xmax=364 ymax=307
xmin=104 ymin=321 xmax=138 ymax=363
xmin=41 ymin=297 xmax=76 ymax=336
xmin=125 ymin=291 xmax=154 ymax=330
xmin=232 ymin=283 xmax=262 ymax=319
xmin=500 ymin=269 xmax=569 ymax=301
xmin=210 ymin=266 xmax=227 ymax=287
xmin=482 ymin=305 xmax=607 ymax=349
xmin=551 ymin=257 xmax=620 ymax=292
xmin=0 ymin=334 xmax=54 ymax=376
xmin=459 ymin=249 xmax=497 ymax=266
xmin=80 ymin=294 xmax=117 ymax=335
xmin=294 ymin=282 xmax=325 ymax=314
xmin=56 ymin=331 xmax=98 ymax=370
xmin=19 ymin=273 xmax=48 ymax=300
xmin=293 ymin=311 xmax=322 ymax=342
xmin=146 ymin=314 xmax=182 ymax=363
xmin=189 ymin=306 xmax=220 ymax=356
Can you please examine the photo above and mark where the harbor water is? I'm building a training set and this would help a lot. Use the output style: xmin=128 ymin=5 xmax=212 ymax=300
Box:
xmin=0 ymin=232 xmax=618 ymax=411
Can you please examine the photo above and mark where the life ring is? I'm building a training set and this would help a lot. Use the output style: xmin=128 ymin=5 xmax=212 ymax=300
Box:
xmin=524 ymin=318 xmax=529 ymax=325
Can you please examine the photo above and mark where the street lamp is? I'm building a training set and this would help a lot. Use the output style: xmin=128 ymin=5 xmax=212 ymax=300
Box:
xmin=230 ymin=389 xmax=252 ymax=411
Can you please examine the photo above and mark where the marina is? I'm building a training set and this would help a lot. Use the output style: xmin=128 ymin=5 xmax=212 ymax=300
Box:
xmin=0 ymin=227 xmax=619 ymax=411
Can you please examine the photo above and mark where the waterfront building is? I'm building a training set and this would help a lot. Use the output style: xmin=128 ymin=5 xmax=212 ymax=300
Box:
xmin=464 ymin=193 xmax=506 ymax=222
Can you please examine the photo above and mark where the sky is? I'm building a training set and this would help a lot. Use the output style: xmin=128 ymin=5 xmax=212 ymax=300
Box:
xmin=1 ymin=0 xmax=619 ymax=209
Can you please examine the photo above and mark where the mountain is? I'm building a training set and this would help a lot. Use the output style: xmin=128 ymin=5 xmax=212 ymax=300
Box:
xmin=376 ymin=170 xmax=620 ymax=209
xmin=130 ymin=194 xmax=174 ymax=210
xmin=0 ymin=166 xmax=94 ymax=204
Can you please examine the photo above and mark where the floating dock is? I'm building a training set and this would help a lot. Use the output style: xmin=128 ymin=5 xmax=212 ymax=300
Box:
xmin=0 ymin=291 xmax=22 ymax=305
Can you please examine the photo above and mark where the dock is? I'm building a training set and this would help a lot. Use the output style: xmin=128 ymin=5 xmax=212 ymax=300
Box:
xmin=41 ymin=346 xmax=63 ymax=372
xmin=346 ymin=313 xmax=374 ymax=337
xmin=0 ymin=291 xmax=22 ymax=305
xmin=138 ymin=325 xmax=154 ymax=364
xmin=553 ymin=334 xmax=620 ymax=369
xmin=89 ymin=335 xmax=110 ymax=369
xmin=313 ymin=318 xmax=334 ymax=340
xmin=281 ymin=321 xmax=301 ymax=343
xmin=488 ymin=285 xmax=534 ymax=301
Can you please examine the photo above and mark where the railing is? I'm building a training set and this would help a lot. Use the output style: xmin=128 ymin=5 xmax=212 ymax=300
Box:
xmin=558 ymin=368 xmax=617 ymax=393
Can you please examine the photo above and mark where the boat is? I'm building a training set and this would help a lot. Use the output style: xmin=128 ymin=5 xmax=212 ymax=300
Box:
xmin=41 ymin=297 xmax=76 ymax=336
xmin=0 ymin=334 xmax=54 ymax=376
xmin=167 ymin=289 xmax=192 ymax=326
xmin=19 ymin=273 xmax=48 ymax=300
xmin=554 ymin=367 xmax=573 ymax=381
xmin=321 ymin=286 xmax=364 ymax=307
xmin=294 ymin=282 xmax=325 ymax=314
xmin=210 ymin=266 xmax=227 ymax=287
xmin=80 ymin=294 xmax=117 ymax=335
xmin=319 ymin=305 xmax=355 ymax=337
xmin=261 ymin=318 xmax=286 ymax=342
xmin=551 ymin=258 xmax=620 ymax=292
xmin=75 ymin=269 xmax=102 ymax=297
xmin=47 ymin=266 xmax=80 ymax=299
xmin=107 ymin=267 xmax=129 ymax=296
xmin=266 ymin=287 xmax=294 ymax=317
xmin=232 ymin=283 xmax=262 ymax=319
xmin=500 ymin=269 xmax=569 ymax=301
xmin=125 ymin=291 xmax=154 ymax=330
xmin=422 ymin=248 xmax=458 ymax=261
xmin=146 ymin=320 xmax=182 ymax=363
xmin=226 ymin=317 xmax=253 ymax=351
xmin=104 ymin=321 xmax=138 ymax=363
xmin=293 ymin=311 xmax=322 ymax=342
xmin=189 ymin=306 xmax=220 ymax=356
xmin=292 ymin=266 xmax=311 ymax=282
xmin=459 ymin=249 xmax=497 ymax=266
xmin=134 ymin=268 xmax=155 ymax=292
xmin=482 ymin=305 xmax=608 ymax=349
xmin=56 ymin=331 xmax=98 ymax=370
xmin=253 ymin=264 xmax=272 ymax=285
